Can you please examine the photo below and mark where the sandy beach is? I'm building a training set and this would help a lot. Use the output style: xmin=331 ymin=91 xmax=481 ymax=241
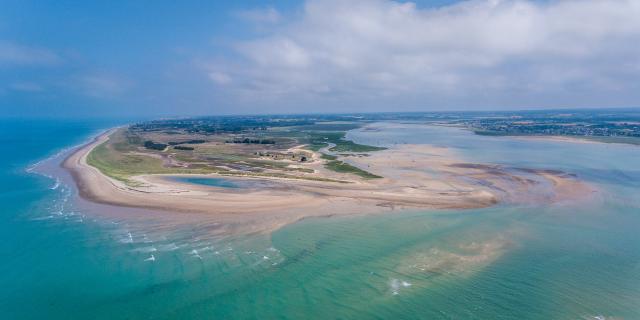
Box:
xmin=62 ymin=127 xmax=595 ymax=234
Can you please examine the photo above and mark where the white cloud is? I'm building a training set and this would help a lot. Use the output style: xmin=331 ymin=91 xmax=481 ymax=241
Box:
xmin=0 ymin=41 xmax=60 ymax=67
xmin=207 ymin=0 xmax=640 ymax=109
xmin=236 ymin=7 xmax=281 ymax=24
xmin=209 ymin=71 xmax=232 ymax=85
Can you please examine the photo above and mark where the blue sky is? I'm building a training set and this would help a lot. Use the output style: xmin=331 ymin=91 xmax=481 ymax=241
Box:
xmin=1 ymin=0 xmax=639 ymax=117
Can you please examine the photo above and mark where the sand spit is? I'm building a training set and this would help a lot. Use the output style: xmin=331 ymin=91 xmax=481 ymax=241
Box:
xmin=63 ymin=129 xmax=594 ymax=234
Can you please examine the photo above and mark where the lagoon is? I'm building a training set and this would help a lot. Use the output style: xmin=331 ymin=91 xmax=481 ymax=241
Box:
xmin=171 ymin=177 xmax=241 ymax=189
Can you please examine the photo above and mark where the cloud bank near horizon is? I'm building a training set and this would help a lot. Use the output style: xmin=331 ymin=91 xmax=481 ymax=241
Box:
xmin=2 ymin=0 xmax=640 ymax=116
xmin=207 ymin=0 xmax=640 ymax=111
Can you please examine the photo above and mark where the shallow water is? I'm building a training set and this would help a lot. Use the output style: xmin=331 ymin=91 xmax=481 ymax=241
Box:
xmin=170 ymin=176 xmax=276 ymax=190
xmin=171 ymin=177 xmax=241 ymax=189
xmin=1 ymin=120 xmax=639 ymax=319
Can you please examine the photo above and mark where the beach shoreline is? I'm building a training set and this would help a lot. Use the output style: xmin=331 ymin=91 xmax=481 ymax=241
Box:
xmin=61 ymin=125 xmax=596 ymax=235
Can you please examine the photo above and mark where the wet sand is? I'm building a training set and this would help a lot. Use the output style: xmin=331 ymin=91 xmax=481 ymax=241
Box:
xmin=63 ymin=129 xmax=594 ymax=234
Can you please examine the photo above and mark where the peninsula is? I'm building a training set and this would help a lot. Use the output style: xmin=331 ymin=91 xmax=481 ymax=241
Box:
xmin=64 ymin=115 xmax=592 ymax=231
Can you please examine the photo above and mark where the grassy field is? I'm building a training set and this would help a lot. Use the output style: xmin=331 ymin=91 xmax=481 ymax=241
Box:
xmin=301 ymin=131 xmax=387 ymax=152
xmin=86 ymin=129 xmax=220 ymax=184
xmin=86 ymin=120 xmax=387 ymax=184
xmin=320 ymin=153 xmax=337 ymax=160
xmin=324 ymin=160 xmax=382 ymax=179
xmin=328 ymin=139 xmax=386 ymax=152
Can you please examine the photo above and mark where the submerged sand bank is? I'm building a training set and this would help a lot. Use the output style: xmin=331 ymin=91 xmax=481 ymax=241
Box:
xmin=63 ymin=128 xmax=594 ymax=233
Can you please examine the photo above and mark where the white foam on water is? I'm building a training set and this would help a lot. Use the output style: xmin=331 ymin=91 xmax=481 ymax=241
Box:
xmin=142 ymin=234 xmax=153 ymax=243
xmin=588 ymin=316 xmax=617 ymax=320
xmin=133 ymin=246 xmax=157 ymax=253
xmin=144 ymin=255 xmax=155 ymax=262
xmin=389 ymin=278 xmax=412 ymax=295
xmin=120 ymin=232 xmax=134 ymax=244
xmin=25 ymin=146 xmax=72 ymax=174
xmin=50 ymin=178 xmax=61 ymax=190
xmin=157 ymin=243 xmax=180 ymax=251
xmin=30 ymin=215 xmax=55 ymax=221
xmin=189 ymin=249 xmax=203 ymax=260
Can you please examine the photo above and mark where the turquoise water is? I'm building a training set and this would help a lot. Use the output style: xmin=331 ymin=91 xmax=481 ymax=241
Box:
xmin=1 ymin=120 xmax=639 ymax=319
xmin=172 ymin=177 xmax=240 ymax=188
xmin=171 ymin=176 xmax=275 ymax=190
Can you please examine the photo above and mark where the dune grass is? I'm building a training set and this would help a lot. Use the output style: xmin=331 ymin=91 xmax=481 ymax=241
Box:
xmin=86 ymin=129 xmax=210 ymax=184
xmin=320 ymin=153 xmax=338 ymax=160
xmin=324 ymin=160 xmax=382 ymax=179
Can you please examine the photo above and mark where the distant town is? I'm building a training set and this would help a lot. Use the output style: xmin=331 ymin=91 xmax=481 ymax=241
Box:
xmin=450 ymin=109 xmax=640 ymax=139
xmin=139 ymin=108 xmax=640 ymax=145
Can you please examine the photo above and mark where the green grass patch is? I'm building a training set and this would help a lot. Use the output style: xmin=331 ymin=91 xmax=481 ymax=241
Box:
xmin=302 ymin=131 xmax=386 ymax=153
xmin=324 ymin=160 xmax=382 ymax=179
xmin=306 ymin=142 xmax=328 ymax=151
xmin=320 ymin=153 xmax=337 ymax=160
xmin=87 ymin=124 xmax=385 ymax=185
xmin=328 ymin=140 xmax=386 ymax=152
xmin=86 ymin=132 xmax=218 ymax=185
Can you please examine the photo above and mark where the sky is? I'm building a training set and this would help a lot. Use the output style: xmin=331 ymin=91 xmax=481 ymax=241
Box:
xmin=1 ymin=0 xmax=639 ymax=117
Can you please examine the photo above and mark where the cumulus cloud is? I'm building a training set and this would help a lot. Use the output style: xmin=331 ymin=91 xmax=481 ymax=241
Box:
xmin=207 ymin=0 xmax=640 ymax=109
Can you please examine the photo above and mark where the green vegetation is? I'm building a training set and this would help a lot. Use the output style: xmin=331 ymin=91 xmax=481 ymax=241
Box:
xmin=168 ymin=139 xmax=206 ymax=145
xmin=143 ymin=140 xmax=167 ymax=150
xmin=302 ymin=131 xmax=386 ymax=152
xmin=320 ymin=153 xmax=337 ymax=160
xmin=85 ymin=111 xmax=640 ymax=188
xmin=306 ymin=142 xmax=328 ymax=151
xmin=460 ymin=109 xmax=640 ymax=139
xmin=329 ymin=140 xmax=385 ymax=152
xmin=131 ymin=116 xmax=316 ymax=134
xmin=324 ymin=160 xmax=382 ymax=179
xmin=87 ymin=116 xmax=390 ymax=185
xmin=86 ymin=129 xmax=219 ymax=185
xmin=87 ymin=141 xmax=169 ymax=184
xmin=226 ymin=138 xmax=276 ymax=144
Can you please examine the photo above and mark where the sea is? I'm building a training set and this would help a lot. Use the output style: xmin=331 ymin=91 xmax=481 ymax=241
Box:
xmin=0 ymin=119 xmax=638 ymax=319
